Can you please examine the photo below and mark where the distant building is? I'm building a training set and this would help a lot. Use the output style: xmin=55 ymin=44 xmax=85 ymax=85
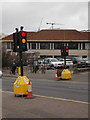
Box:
xmin=2 ymin=29 xmax=90 ymax=58
xmin=0 ymin=33 xmax=6 ymax=39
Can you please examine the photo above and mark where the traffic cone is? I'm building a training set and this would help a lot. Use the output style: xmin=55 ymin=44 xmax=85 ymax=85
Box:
xmin=55 ymin=72 xmax=59 ymax=80
xmin=26 ymin=80 xmax=33 ymax=99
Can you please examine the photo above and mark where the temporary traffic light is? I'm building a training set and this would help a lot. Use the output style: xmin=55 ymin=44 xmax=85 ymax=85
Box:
xmin=18 ymin=31 xmax=27 ymax=51
xmin=61 ymin=46 xmax=65 ymax=58
xmin=61 ymin=45 xmax=69 ymax=58
xmin=13 ymin=32 xmax=19 ymax=52
xmin=65 ymin=46 xmax=69 ymax=56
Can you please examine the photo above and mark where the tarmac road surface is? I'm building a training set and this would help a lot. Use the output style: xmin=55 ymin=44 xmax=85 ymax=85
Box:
xmin=2 ymin=73 xmax=88 ymax=102
xmin=1 ymin=91 xmax=88 ymax=118
xmin=1 ymin=71 xmax=89 ymax=118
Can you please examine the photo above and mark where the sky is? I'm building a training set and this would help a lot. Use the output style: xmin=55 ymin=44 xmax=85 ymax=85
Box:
xmin=0 ymin=1 xmax=89 ymax=35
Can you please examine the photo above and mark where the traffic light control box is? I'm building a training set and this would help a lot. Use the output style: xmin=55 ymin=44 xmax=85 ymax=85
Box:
xmin=13 ymin=76 xmax=32 ymax=95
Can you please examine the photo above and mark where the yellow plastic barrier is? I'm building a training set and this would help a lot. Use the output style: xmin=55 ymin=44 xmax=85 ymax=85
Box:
xmin=61 ymin=69 xmax=72 ymax=80
xmin=13 ymin=76 xmax=32 ymax=95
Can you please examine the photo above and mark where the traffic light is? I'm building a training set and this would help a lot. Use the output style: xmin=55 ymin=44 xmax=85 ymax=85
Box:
xmin=18 ymin=31 xmax=27 ymax=51
xmin=13 ymin=32 xmax=19 ymax=52
xmin=61 ymin=45 xmax=69 ymax=57
xmin=61 ymin=46 xmax=65 ymax=58
xmin=65 ymin=46 xmax=69 ymax=56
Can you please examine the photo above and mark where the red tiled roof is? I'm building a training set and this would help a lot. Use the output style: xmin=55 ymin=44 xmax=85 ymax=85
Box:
xmin=2 ymin=29 xmax=89 ymax=41
xmin=2 ymin=32 xmax=36 ymax=40
xmin=29 ymin=29 xmax=89 ymax=40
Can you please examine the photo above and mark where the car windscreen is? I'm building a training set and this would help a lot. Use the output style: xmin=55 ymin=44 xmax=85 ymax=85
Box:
xmin=66 ymin=59 xmax=72 ymax=61
xmin=50 ymin=59 xmax=59 ymax=62
xmin=75 ymin=57 xmax=83 ymax=62
xmin=43 ymin=61 xmax=49 ymax=64
xmin=83 ymin=58 xmax=90 ymax=61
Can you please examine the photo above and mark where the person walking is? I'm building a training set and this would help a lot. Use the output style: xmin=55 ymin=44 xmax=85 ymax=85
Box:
xmin=11 ymin=63 xmax=16 ymax=75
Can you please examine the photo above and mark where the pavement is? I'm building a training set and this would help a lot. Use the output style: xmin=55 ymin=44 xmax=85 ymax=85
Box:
xmin=2 ymin=90 xmax=88 ymax=118
xmin=2 ymin=67 xmax=89 ymax=83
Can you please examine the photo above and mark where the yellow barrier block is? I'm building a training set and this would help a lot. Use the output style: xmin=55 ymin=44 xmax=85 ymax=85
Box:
xmin=13 ymin=76 xmax=32 ymax=95
xmin=61 ymin=69 xmax=72 ymax=80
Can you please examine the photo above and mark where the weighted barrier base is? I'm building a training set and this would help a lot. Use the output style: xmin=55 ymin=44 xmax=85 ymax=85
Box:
xmin=14 ymin=94 xmax=27 ymax=97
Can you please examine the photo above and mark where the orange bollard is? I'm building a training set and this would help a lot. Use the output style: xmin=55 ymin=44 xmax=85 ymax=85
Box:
xmin=26 ymin=80 xmax=33 ymax=99
xmin=55 ymin=72 xmax=59 ymax=80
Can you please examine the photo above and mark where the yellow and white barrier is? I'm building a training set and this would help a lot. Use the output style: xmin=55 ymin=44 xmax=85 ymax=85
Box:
xmin=13 ymin=76 xmax=32 ymax=96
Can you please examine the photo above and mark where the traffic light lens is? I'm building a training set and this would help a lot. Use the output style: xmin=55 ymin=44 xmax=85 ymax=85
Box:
xmin=22 ymin=39 xmax=26 ymax=43
xmin=66 ymin=50 xmax=68 ymax=52
xmin=21 ymin=32 xmax=26 ymax=37
xmin=66 ymin=46 xmax=68 ymax=49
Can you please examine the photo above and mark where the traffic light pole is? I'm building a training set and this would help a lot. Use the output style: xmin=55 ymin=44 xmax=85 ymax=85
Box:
xmin=19 ymin=51 xmax=23 ymax=76
xmin=64 ymin=56 xmax=66 ymax=69
xmin=13 ymin=27 xmax=27 ymax=76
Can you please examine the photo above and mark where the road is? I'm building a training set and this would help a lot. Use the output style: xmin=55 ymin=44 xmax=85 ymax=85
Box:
xmin=1 ymin=72 xmax=89 ymax=118
xmin=2 ymin=72 xmax=88 ymax=102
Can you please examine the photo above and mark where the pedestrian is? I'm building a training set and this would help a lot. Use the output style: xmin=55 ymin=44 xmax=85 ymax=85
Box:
xmin=40 ymin=63 xmax=46 ymax=74
xmin=11 ymin=63 xmax=16 ymax=75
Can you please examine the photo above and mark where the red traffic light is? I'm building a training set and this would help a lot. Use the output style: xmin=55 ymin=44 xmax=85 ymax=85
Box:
xmin=21 ymin=32 xmax=26 ymax=37
xmin=66 ymin=46 xmax=68 ymax=49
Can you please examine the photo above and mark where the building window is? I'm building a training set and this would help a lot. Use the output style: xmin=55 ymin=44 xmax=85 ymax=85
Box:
xmin=32 ymin=43 xmax=36 ymax=49
xmin=51 ymin=43 xmax=54 ymax=49
xmin=40 ymin=42 xmax=50 ymax=49
xmin=28 ymin=42 xmax=30 ymax=49
xmin=68 ymin=43 xmax=78 ymax=49
xmin=85 ymin=43 xmax=90 ymax=50
xmin=37 ymin=43 xmax=40 ymax=49
xmin=88 ymin=43 xmax=90 ymax=49
xmin=7 ymin=42 xmax=11 ymax=49
xmin=80 ymin=42 xmax=90 ymax=50
xmin=80 ymin=43 xmax=82 ymax=49
xmin=11 ymin=42 xmax=13 ymax=49
xmin=82 ymin=43 xmax=85 ymax=50
xmin=54 ymin=42 xmax=63 ymax=49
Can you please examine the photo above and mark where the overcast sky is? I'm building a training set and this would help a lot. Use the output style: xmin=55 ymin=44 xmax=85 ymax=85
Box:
xmin=1 ymin=1 xmax=89 ymax=35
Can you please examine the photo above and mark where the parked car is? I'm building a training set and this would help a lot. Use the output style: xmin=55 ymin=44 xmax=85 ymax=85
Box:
xmin=66 ymin=56 xmax=86 ymax=68
xmin=82 ymin=57 xmax=90 ymax=67
xmin=44 ymin=58 xmax=64 ymax=69
xmin=0 ymin=70 xmax=2 ymax=77
xmin=57 ymin=57 xmax=73 ymax=67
